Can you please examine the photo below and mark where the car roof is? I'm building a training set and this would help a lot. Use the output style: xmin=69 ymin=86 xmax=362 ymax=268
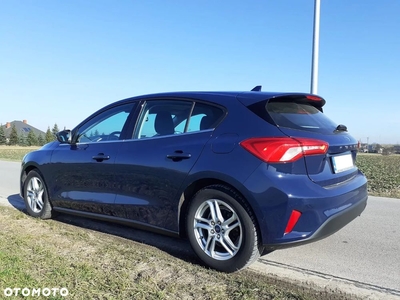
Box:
xmin=117 ymin=91 xmax=323 ymax=106
xmin=75 ymin=90 xmax=326 ymax=131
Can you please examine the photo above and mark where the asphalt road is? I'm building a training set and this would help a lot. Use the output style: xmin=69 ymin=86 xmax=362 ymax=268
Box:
xmin=1 ymin=160 xmax=399 ymax=298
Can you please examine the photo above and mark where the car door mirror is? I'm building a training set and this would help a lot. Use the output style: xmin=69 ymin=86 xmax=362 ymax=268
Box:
xmin=56 ymin=130 xmax=72 ymax=144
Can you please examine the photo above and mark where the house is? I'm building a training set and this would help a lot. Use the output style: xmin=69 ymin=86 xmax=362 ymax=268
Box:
xmin=2 ymin=120 xmax=46 ymax=140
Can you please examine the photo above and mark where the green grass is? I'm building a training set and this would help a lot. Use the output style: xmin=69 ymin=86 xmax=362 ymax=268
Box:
xmin=0 ymin=146 xmax=39 ymax=161
xmin=0 ymin=207 xmax=354 ymax=300
xmin=356 ymin=153 xmax=400 ymax=198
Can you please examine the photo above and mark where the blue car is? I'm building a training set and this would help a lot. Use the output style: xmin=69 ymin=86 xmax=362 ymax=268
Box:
xmin=20 ymin=87 xmax=367 ymax=272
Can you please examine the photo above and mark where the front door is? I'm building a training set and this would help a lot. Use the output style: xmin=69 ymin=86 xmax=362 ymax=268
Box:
xmin=48 ymin=102 xmax=136 ymax=215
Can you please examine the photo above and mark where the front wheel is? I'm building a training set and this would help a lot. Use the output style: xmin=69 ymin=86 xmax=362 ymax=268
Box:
xmin=23 ymin=170 xmax=53 ymax=219
xmin=186 ymin=185 xmax=262 ymax=272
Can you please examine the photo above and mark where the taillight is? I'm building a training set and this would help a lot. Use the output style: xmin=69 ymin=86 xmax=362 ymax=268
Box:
xmin=240 ymin=137 xmax=328 ymax=163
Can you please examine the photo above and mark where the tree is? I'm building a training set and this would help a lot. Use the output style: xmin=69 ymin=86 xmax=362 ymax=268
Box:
xmin=52 ymin=123 xmax=59 ymax=136
xmin=8 ymin=124 xmax=19 ymax=145
xmin=37 ymin=134 xmax=45 ymax=146
xmin=0 ymin=125 xmax=6 ymax=145
xmin=27 ymin=130 xmax=38 ymax=146
xmin=19 ymin=134 xmax=28 ymax=146
xmin=45 ymin=127 xmax=55 ymax=144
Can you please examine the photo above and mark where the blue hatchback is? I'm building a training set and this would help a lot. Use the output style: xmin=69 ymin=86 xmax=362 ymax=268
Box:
xmin=20 ymin=88 xmax=367 ymax=272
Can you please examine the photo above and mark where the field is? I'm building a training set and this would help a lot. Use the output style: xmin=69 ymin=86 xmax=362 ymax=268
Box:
xmin=356 ymin=153 xmax=400 ymax=198
xmin=0 ymin=145 xmax=39 ymax=161
xmin=1 ymin=146 xmax=399 ymax=199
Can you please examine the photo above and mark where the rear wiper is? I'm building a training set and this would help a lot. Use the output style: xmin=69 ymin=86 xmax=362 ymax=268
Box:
xmin=335 ymin=124 xmax=347 ymax=132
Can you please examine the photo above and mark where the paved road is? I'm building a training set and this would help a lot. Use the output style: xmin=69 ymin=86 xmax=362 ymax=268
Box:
xmin=1 ymin=160 xmax=399 ymax=298
xmin=0 ymin=161 xmax=24 ymax=209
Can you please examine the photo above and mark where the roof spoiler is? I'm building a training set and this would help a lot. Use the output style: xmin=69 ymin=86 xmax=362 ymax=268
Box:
xmin=251 ymin=85 xmax=262 ymax=92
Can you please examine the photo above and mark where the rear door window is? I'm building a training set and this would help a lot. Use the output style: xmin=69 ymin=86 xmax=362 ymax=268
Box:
xmin=135 ymin=100 xmax=193 ymax=139
xmin=175 ymin=102 xmax=224 ymax=133
xmin=134 ymin=100 xmax=225 ymax=139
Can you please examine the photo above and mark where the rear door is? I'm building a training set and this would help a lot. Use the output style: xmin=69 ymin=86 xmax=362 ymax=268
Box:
xmin=113 ymin=99 xmax=224 ymax=231
xmin=265 ymin=96 xmax=358 ymax=187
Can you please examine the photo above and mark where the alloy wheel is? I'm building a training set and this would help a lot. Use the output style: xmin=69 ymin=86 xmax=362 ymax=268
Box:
xmin=26 ymin=176 xmax=45 ymax=213
xmin=193 ymin=199 xmax=243 ymax=260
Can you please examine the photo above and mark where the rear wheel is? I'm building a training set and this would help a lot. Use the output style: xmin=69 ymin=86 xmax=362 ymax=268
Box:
xmin=186 ymin=185 xmax=262 ymax=272
xmin=23 ymin=170 xmax=53 ymax=219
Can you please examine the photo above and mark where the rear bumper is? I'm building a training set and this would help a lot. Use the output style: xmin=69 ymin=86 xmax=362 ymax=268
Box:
xmin=242 ymin=163 xmax=368 ymax=247
xmin=263 ymin=194 xmax=367 ymax=250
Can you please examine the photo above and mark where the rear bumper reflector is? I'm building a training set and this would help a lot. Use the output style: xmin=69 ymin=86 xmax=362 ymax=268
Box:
xmin=284 ymin=210 xmax=302 ymax=235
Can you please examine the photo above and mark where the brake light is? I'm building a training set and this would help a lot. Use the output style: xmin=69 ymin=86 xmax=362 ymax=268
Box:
xmin=240 ymin=137 xmax=328 ymax=163
xmin=306 ymin=95 xmax=322 ymax=101
xmin=284 ymin=210 xmax=302 ymax=235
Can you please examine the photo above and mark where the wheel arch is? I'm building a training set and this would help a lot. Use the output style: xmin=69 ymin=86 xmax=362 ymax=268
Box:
xmin=20 ymin=165 xmax=48 ymax=199
xmin=20 ymin=165 xmax=39 ymax=198
xmin=178 ymin=176 xmax=263 ymax=243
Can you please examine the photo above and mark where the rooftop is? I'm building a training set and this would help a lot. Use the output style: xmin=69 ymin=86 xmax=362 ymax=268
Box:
xmin=2 ymin=120 xmax=46 ymax=138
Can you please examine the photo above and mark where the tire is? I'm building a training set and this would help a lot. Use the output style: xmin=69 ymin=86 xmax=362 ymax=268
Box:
xmin=23 ymin=170 xmax=53 ymax=219
xmin=186 ymin=185 xmax=262 ymax=272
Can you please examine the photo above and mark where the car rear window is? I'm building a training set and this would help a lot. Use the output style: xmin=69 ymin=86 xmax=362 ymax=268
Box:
xmin=266 ymin=101 xmax=337 ymax=134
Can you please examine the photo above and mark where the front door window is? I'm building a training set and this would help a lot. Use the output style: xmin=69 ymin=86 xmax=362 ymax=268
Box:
xmin=77 ymin=103 xmax=135 ymax=143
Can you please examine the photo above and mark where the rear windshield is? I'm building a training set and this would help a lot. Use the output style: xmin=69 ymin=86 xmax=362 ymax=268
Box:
xmin=266 ymin=101 xmax=338 ymax=134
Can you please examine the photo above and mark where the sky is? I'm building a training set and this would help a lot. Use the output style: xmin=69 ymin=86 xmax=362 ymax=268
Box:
xmin=1 ymin=0 xmax=399 ymax=144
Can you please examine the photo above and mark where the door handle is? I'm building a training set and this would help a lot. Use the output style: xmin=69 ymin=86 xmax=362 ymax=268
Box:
xmin=167 ymin=151 xmax=191 ymax=161
xmin=92 ymin=154 xmax=110 ymax=162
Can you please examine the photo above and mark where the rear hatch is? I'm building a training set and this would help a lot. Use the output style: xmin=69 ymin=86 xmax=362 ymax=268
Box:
xmin=242 ymin=93 xmax=359 ymax=187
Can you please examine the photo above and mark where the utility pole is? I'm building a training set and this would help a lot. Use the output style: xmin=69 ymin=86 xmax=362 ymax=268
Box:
xmin=310 ymin=0 xmax=321 ymax=94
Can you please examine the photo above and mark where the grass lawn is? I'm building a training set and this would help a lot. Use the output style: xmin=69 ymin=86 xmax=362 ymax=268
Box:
xmin=0 ymin=206 xmax=354 ymax=300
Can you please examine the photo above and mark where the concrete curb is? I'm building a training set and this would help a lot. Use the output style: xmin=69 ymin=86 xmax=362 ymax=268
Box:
xmin=251 ymin=259 xmax=400 ymax=300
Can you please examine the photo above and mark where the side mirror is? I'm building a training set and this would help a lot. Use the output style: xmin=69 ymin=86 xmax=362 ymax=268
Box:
xmin=56 ymin=130 xmax=72 ymax=144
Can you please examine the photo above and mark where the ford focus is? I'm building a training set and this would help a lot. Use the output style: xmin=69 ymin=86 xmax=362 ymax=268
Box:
xmin=20 ymin=87 xmax=368 ymax=272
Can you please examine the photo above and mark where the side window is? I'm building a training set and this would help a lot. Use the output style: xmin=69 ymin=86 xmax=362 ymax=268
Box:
xmin=185 ymin=102 xmax=224 ymax=132
xmin=135 ymin=100 xmax=193 ymax=139
xmin=134 ymin=100 xmax=225 ymax=139
xmin=175 ymin=113 xmax=205 ymax=133
xmin=77 ymin=103 xmax=135 ymax=143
